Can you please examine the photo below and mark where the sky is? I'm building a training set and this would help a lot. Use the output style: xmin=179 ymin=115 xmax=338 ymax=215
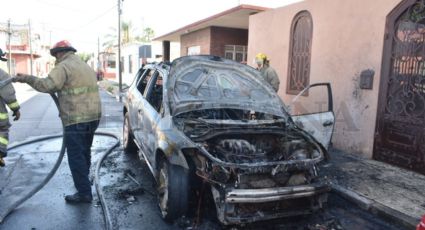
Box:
xmin=1 ymin=0 xmax=302 ymax=53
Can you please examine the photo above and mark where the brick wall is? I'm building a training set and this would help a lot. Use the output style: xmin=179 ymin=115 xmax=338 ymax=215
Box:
xmin=210 ymin=27 xmax=248 ymax=57
xmin=180 ymin=27 xmax=211 ymax=56
xmin=180 ymin=26 xmax=248 ymax=57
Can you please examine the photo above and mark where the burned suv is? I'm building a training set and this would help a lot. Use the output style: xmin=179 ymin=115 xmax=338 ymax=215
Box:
xmin=123 ymin=55 xmax=335 ymax=225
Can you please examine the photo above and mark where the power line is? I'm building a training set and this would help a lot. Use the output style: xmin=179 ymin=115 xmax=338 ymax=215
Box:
xmin=23 ymin=4 xmax=116 ymax=34
xmin=77 ymin=5 xmax=117 ymax=30
xmin=34 ymin=0 xmax=86 ymax=12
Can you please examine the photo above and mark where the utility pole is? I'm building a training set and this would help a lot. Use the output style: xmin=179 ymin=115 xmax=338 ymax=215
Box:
xmin=97 ymin=37 xmax=101 ymax=80
xmin=7 ymin=19 xmax=11 ymax=75
xmin=28 ymin=19 xmax=33 ymax=76
xmin=117 ymin=0 xmax=123 ymax=102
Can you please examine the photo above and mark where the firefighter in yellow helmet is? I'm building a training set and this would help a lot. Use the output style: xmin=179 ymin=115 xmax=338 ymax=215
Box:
xmin=0 ymin=48 xmax=21 ymax=167
xmin=255 ymin=53 xmax=280 ymax=92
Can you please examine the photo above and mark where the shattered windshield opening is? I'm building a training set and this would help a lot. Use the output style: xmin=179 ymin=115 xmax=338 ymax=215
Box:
xmin=169 ymin=57 xmax=288 ymax=119
xmin=175 ymin=67 xmax=273 ymax=101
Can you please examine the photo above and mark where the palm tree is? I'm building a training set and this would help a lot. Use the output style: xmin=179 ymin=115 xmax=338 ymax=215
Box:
xmin=78 ymin=52 xmax=93 ymax=63
xmin=102 ymin=20 xmax=156 ymax=49
xmin=102 ymin=26 xmax=118 ymax=49
xmin=135 ymin=27 xmax=155 ymax=42
xmin=102 ymin=21 xmax=141 ymax=49
xmin=122 ymin=21 xmax=135 ymax=43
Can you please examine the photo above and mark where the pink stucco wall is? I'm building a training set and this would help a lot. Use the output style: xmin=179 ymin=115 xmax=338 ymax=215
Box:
xmin=13 ymin=54 xmax=29 ymax=75
xmin=248 ymin=0 xmax=402 ymax=157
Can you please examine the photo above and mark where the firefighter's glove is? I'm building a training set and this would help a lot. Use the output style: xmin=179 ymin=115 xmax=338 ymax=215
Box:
xmin=13 ymin=110 xmax=20 ymax=121
xmin=0 ymin=157 xmax=4 ymax=167
xmin=13 ymin=73 xmax=30 ymax=83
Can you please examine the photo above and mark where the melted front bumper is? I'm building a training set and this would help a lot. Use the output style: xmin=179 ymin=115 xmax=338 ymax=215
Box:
xmin=212 ymin=182 xmax=330 ymax=225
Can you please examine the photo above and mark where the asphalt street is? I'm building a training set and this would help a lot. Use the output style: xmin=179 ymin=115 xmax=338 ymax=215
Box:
xmin=1 ymin=91 xmax=103 ymax=230
xmin=0 ymin=89 xmax=180 ymax=230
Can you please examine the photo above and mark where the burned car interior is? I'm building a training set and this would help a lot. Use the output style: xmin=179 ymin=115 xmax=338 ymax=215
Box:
xmin=124 ymin=55 xmax=335 ymax=225
xmin=145 ymin=73 xmax=163 ymax=113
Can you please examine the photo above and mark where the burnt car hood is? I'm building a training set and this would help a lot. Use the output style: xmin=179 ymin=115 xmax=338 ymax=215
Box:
xmin=167 ymin=56 xmax=287 ymax=118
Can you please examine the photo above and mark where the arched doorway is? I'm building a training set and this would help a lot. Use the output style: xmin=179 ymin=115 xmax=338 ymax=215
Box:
xmin=374 ymin=0 xmax=425 ymax=174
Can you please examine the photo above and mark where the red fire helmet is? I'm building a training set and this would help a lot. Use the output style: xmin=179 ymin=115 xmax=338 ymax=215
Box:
xmin=50 ymin=40 xmax=77 ymax=56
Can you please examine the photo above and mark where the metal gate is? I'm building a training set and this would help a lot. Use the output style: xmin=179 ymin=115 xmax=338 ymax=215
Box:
xmin=374 ymin=0 xmax=425 ymax=174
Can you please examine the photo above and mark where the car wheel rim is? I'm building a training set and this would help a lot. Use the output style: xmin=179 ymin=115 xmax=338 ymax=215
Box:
xmin=158 ymin=163 xmax=169 ymax=217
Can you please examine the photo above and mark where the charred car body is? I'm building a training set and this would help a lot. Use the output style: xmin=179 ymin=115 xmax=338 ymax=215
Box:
xmin=123 ymin=55 xmax=335 ymax=225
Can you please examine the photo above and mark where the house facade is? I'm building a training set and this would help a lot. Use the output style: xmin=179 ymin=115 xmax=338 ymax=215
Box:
xmin=180 ymin=26 xmax=248 ymax=61
xmin=121 ymin=43 xmax=142 ymax=85
xmin=154 ymin=4 xmax=268 ymax=63
xmin=116 ymin=41 xmax=178 ymax=86
xmin=0 ymin=22 xmax=51 ymax=76
xmin=248 ymin=0 xmax=425 ymax=173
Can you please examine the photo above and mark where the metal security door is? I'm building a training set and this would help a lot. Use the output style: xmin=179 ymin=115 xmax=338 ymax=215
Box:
xmin=374 ymin=0 xmax=425 ymax=174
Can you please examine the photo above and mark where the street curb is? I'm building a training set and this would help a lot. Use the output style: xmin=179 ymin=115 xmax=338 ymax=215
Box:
xmin=331 ymin=184 xmax=420 ymax=229
xmin=104 ymin=89 xmax=115 ymax=98
xmin=99 ymin=87 xmax=122 ymax=101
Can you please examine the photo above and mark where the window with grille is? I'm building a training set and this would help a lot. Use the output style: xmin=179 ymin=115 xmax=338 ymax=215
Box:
xmin=107 ymin=56 xmax=116 ymax=68
xmin=287 ymin=11 xmax=313 ymax=95
xmin=224 ymin=45 xmax=247 ymax=63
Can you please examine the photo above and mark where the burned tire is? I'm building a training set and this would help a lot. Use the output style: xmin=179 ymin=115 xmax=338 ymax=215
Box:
xmin=123 ymin=112 xmax=137 ymax=154
xmin=157 ymin=159 xmax=189 ymax=222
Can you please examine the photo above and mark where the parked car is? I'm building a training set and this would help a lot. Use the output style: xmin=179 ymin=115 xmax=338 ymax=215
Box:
xmin=123 ymin=55 xmax=335 ymax=225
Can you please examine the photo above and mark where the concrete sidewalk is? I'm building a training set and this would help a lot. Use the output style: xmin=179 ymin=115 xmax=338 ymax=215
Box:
xmin=322 ymin=149 xmax=425 ymax=229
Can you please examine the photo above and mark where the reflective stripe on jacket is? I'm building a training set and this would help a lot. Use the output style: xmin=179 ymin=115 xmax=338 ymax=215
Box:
xmin=25 ymin=52 xmax=101 ymax=126
xmin=0 ymin=68 xmax=18 ymax=153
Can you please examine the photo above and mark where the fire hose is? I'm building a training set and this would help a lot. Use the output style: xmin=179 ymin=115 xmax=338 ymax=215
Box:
xmin=0 ymin=77 xmax=119 ymax=230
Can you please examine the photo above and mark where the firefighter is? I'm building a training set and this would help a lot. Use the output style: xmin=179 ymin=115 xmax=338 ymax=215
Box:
xmin=13 ymin=40 xmax=101 ymax=203
xmin=255 ymin=53 xmax=280 ymax=92
xmin=0 ymin=48 xmax=20 ymax=167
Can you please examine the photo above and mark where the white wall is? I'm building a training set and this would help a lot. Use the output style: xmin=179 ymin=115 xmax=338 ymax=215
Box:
xmin=121 ymin=43 xmax=142 ymax=86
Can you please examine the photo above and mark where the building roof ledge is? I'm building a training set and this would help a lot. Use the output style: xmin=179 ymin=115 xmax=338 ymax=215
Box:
xmin=154 ymin=4 xmax=268 ymax=42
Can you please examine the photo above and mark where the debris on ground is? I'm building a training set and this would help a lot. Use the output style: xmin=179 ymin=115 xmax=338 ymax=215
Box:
xmin=305 ymin=218 xmax=344 ymax=230
xmin=126 ymin=196 xmax=136 ymax=203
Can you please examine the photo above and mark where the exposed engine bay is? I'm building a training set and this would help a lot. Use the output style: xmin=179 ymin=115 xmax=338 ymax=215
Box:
xmin=207 ymin=134 xmax=320 ymax=164
xmin=174 ymin=109 xmax=330 ymax=224
xmin=175 ymin=108 xmax=322 ymax=165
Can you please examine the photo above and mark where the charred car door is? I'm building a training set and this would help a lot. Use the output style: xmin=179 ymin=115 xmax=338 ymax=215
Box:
xmin=142 ymin=70 xmax=163 ymax=162
xmin=128 ymin=68 xmax=146 ymax=131
xmin=132 ymin=68 xmax=153 ymax=150
xmin=290 ymin=83 xmax=335 ymax=149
